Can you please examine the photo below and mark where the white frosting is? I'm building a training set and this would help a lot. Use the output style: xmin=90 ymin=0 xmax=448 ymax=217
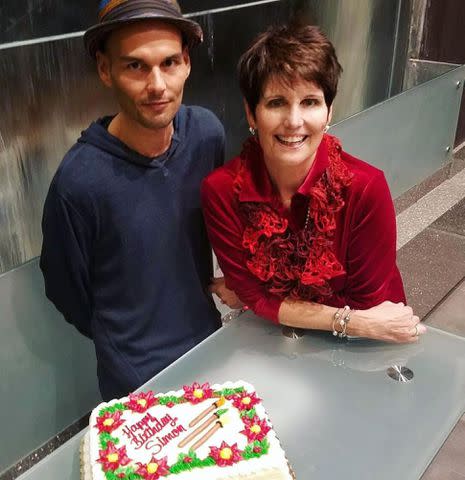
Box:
xmin=85 ymin=381 xmax=293 ymax=480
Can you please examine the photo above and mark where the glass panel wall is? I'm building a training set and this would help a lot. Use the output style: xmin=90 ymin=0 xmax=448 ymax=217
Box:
xmin=0 ymin=0 xmax=435 ymax=273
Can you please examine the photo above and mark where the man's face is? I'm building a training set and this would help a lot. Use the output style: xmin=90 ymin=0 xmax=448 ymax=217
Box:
xmin=97 ymin=20 xmax=191 ymax=130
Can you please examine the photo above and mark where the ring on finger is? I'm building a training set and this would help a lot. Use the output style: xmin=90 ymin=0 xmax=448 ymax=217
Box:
xmin=412 ymin=324 xmax=419 ymax=337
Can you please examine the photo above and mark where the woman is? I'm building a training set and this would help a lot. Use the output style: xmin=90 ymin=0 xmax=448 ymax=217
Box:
xmin=202 ymin=25 xmax=425 ymax=343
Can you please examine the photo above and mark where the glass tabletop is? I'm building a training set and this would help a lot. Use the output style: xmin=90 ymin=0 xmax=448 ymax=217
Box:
xmin=18 ymin=311 xmax=465 ymax=480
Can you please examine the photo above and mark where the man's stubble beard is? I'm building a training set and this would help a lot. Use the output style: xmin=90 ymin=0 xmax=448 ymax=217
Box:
xmin=119 ymin=88 xmax=182 ymax=131
xmin=135 ymin=108 xmax=175 ymax=130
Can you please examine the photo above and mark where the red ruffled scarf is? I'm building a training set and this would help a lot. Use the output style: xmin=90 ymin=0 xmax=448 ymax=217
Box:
xmin=233 ymin=134 xmax=352 ymax=301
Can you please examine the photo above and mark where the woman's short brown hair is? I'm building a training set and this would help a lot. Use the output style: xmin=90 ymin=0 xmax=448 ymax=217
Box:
xmin=238 ymin=24 xmax=342 ymax=114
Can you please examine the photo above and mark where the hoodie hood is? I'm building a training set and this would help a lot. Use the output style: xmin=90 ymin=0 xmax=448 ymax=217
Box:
xmin=77 ymin=105 xmax=188 ymax=169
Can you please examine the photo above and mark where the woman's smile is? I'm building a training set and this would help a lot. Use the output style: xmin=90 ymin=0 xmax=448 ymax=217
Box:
xmin=246 ymin=76 xmax=331 ymax=173
xmin=275 ymin=135 xmax=309 ymax=147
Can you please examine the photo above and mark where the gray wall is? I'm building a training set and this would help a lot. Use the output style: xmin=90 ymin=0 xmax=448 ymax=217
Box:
xmin=0 ymin=260 xmax=101 ymax=476
xmin=1 ymin=0 xmax=447 ymax=474
xmin=0 ymin=0 xmax=409 ymax=275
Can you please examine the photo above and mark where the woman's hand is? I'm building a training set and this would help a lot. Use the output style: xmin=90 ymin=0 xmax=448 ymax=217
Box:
xmin=348 ymin=301 xmax=426 ymax=343
xmin=209 ymin=277 xmax=244 ymax=309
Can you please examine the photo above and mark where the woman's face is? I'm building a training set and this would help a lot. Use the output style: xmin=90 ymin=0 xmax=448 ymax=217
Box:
xmin=246 ymin=76 xmax=331 ymax=172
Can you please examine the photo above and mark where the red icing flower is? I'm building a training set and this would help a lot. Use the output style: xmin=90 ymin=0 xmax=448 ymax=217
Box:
xmin=135 ymin=455 xmax=169 ymax=479
xmin=183 ymin=382 xmax=213 ymax=404
xmin=240 ymin=416 xmax=270 ymax=441
xmin=183 ymin=456 xmax=193 ymax=463
xmin=166 ymin=402 xmax=175 ymax=408
xmin=210 ymin=441 xmax=242 ymax=467
xmin=253 ymin=446 xmax=262 ymax=454
xmin=95 ymin=411 xmax=125 ymax=433
xmin=232 ymin=391 xmax=261 ymax=410
xmin=125 ymin=391 xmax=157 ymax=413
xmin=97 ymin=442 xmax=130 ymax=472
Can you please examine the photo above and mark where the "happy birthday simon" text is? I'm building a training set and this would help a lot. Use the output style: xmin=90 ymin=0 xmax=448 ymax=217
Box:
xmin=121 ymin=412 xmax=186 ymax=453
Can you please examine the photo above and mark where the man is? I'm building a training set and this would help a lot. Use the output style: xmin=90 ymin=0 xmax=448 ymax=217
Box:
xmin=40 ymin=0 xmax=224 ymax=400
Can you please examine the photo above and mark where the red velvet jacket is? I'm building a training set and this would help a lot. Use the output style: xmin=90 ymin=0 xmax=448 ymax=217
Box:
xmin=201 ymin=135 xmax=406 ymax=324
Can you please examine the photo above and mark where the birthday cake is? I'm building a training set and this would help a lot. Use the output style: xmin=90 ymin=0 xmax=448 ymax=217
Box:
xmin=81 ymin=381 xmax=294 ymax=480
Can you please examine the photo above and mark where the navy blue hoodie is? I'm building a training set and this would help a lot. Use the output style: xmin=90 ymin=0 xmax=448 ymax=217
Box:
xmin=40 ymin=105 xmax=223 ymax=400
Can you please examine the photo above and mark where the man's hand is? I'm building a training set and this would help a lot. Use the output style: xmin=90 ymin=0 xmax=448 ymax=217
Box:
xmin=209 ymin=277 xmax=244 ymax=309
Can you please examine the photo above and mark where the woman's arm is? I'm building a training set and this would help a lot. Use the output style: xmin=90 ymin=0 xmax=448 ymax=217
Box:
xmin=344 ymin=171 xmax=405 ymax=306
xmin=201 ymin=174 xmax=283 ymax=323
xmin=209 ymin=277 xmax=244 ymax=309
xmin=280 ymin=171 xmax=426 ymax=341
xmin=201 ymin=172 xmax=425 ymax=343
xmin=279 ymin=299 xmax=424 ymax=342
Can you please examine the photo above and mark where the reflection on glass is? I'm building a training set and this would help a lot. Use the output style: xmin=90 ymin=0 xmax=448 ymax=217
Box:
xmin=0 ymin=0 xmax=462 ymax=274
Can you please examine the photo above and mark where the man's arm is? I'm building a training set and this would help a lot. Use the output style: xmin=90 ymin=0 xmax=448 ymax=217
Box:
xmin=40 ymin=183 xmax=94 ymax=338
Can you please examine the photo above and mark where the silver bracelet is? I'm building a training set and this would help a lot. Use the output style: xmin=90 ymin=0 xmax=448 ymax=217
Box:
xmin=332 ymin=308 xmax=343 ymax=336
xmin=332 ymin=306 xmax=350 ymax=337
xmin=339 ymin=307 xmax=351 ymax=338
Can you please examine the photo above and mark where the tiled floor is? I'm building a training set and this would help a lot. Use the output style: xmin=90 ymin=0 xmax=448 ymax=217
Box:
xmin=397 ymin=176 xmax=465 ymax=320
xmin=426 ymin=279 xmax=465 ymax=336
xmin=421 ymin=417 xmax=465 ymax=480
xmin=397 ymin=227 xmax=465 ymax=319
xmin=394 ymin=153 xmax=465 ymax=215
xmin=432 ymin=198 xmax=465 ymax=237
xmin=421 ymin=278 xmax=465 ymax=480
xmin=397 ymin=152 xmax=465 ymax=480
xmin=396 ymin=168 xmax=465 ymax=250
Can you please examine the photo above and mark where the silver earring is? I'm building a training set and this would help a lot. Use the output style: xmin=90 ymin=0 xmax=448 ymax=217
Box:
xmin=323 ymin=125 xmax=330 ymax=133
xmin=249 ymin=126 xmax=256 ymax=136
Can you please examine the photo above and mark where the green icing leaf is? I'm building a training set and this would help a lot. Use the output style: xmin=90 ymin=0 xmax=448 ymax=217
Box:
xmin=105 ymin=467 xmax=141 ymax=480
xmin=240 ymin=407 xmax=257 ymax=419
xmin=122 ymin=470 xmax=142 ymax=480
xmin=215 ymin=408 xmax=228 ymax=417
xmin=175 ymin=450 xmax=196 ymax=464
xmin=169 ymin=455 xmax=216 ymax=474
xmin=98 ymin=403 xmax=128 ymax=417
xmin=242 ymin=439 xmax=270 ymax=459
xmin=213 ymin=386 xmax=245 ymax=397
xmin=99 ymin=432 xmax=120 ymax=449
xmin=157 ymin=395 xmax=183 ymax=405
